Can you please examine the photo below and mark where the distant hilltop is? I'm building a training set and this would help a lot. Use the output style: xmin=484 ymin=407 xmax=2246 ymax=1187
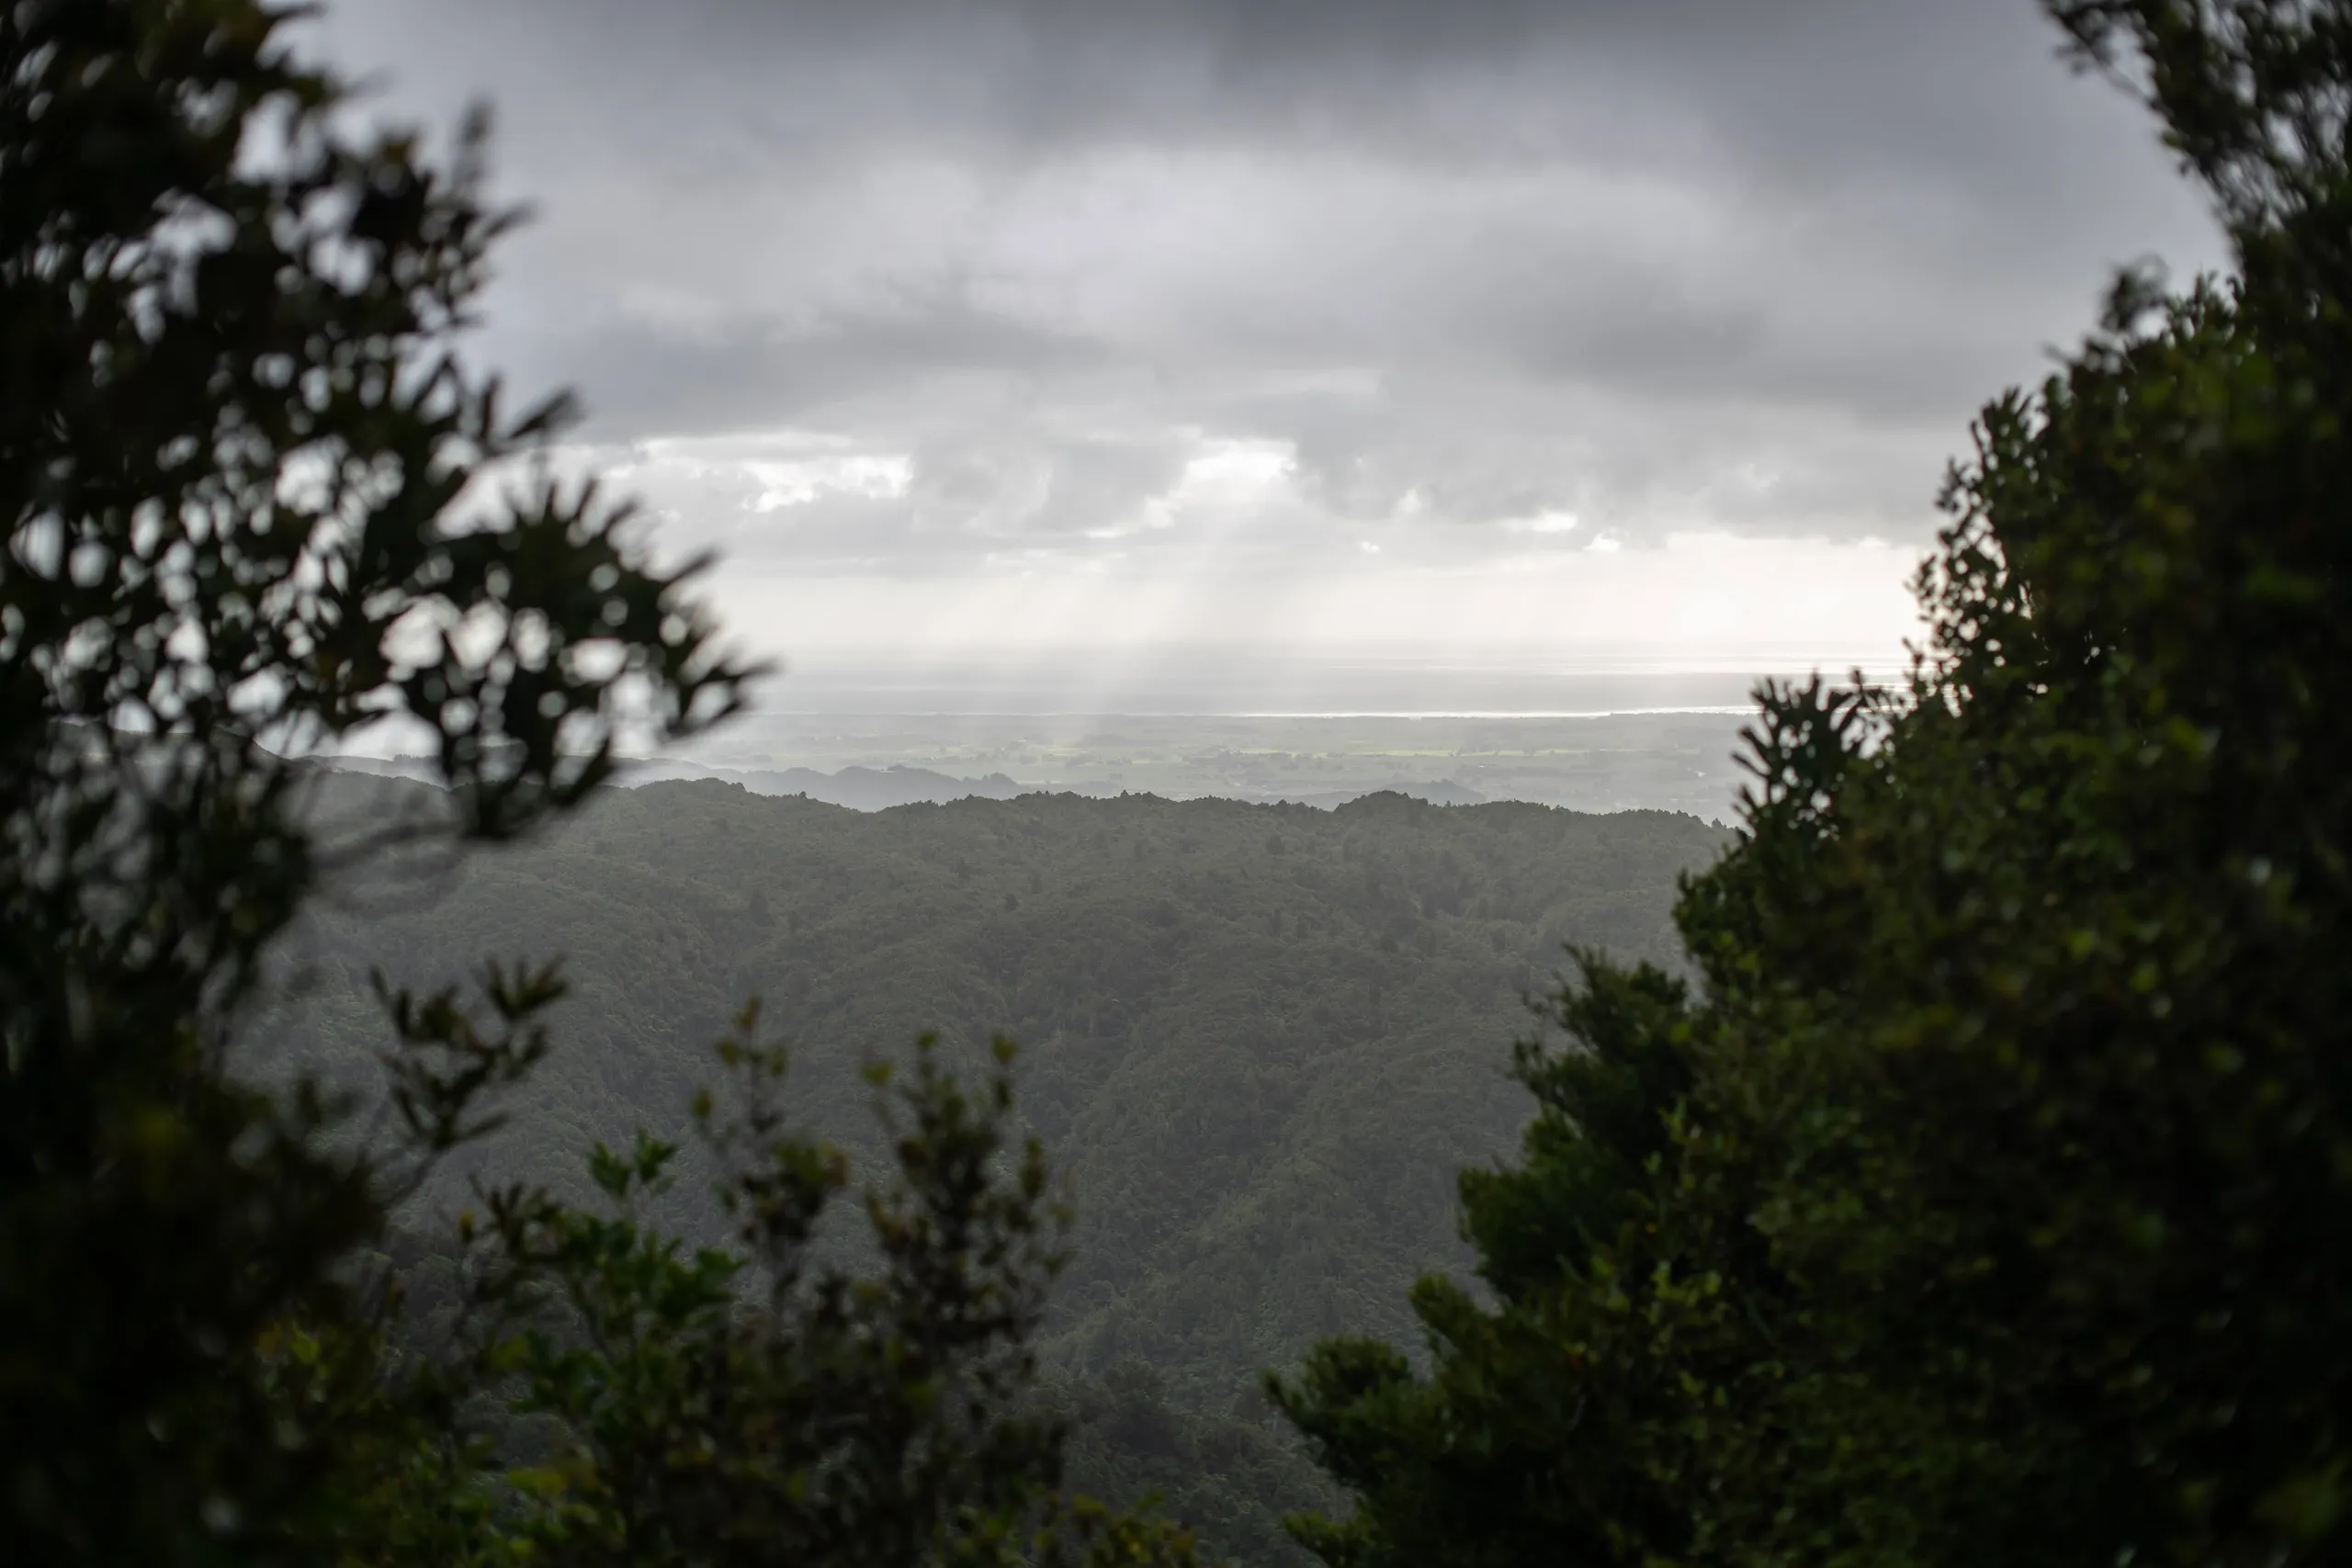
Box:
xmin=622 ymin=759 xmax=1028 ymax=810
xmin=307 ymin=754 xmax=1492 ymax=812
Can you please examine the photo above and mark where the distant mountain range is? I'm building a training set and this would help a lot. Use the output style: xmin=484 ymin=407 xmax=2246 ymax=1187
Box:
xmin=623 ymin=760 xmax=1032 ymax=809
xmin=311 ymin=755 xmax=1493 ymax=811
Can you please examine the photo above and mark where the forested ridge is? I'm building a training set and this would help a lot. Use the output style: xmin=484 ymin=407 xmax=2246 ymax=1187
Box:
xmin=244 ymin=775 xmax=1715 ymax=1565
xmin=264 ymin=774 xmax=1721 ymax=1403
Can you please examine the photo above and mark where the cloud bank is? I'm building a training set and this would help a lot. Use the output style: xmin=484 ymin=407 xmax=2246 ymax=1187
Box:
xmin=307 ymin=0 xmax=2223 ymax=658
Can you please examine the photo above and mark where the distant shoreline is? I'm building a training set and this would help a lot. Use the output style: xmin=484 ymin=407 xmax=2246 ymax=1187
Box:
xmin=741 ymin=705 xmax=1761 ymax=720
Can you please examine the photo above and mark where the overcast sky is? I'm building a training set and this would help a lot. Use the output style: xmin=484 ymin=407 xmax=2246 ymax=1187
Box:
xmin=305 ymin=0 xmax=2222 ymax=666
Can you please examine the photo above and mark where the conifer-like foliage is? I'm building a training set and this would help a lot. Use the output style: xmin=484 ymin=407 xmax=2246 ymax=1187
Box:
xmin=1275 ymin=6 xmax=2352 ymax=1568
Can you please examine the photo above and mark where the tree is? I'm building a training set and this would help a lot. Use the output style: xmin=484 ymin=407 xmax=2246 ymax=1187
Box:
xmin=2 ymin=1 xmax=750 ymax=1557
xmin=1276 ymin=5 xmax=2352 ymax=1567
xmin=354 ymin=1021 xmax=1197 ymax=1568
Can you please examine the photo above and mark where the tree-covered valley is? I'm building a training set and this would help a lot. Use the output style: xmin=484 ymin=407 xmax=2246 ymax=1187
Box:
xmin=242 ymin=776 xmax=1719 ymax=1563
xmin=266 ymin=776 xmax=1721 ymax=1404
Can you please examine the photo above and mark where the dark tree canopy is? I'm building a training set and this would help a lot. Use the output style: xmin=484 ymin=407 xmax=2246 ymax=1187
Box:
xmin=1276 ymin=5 xmax=2352 ymax=1568
xmin=1 ymin=1 xmax=748 ymax=1555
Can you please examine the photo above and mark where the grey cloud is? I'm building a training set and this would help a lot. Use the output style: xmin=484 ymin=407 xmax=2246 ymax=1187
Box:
xmin=321 ymin=1 xmax=2180 ymax=205
xmin=540 ymin=295 xmax=1112 ymax=438
xmin=305 ymin=0 xmax=2223 ymax=567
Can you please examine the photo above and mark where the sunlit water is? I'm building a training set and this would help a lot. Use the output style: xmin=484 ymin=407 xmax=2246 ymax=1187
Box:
xmin=729 ymin=642 xmax=1904 ymax=721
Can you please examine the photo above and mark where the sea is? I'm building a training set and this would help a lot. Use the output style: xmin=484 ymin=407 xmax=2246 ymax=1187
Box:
xmin=646 ymin=643 xmax=1908 ymax=819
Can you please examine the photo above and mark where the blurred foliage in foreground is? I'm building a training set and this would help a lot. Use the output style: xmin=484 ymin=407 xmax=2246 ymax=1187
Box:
xmin=0 ymin=4 xmax=1183 ymax=1564
xmin=1274 ymin=5 xmax=2352 ymax=1568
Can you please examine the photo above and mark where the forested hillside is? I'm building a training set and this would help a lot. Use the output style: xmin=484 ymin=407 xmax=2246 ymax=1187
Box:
xmin=262 ymin=775 xmax=1721 ymax=1407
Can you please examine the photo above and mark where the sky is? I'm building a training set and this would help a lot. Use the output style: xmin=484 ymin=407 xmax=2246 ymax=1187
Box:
xmin=303 ymin=0 xmax=2223 ymax=677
